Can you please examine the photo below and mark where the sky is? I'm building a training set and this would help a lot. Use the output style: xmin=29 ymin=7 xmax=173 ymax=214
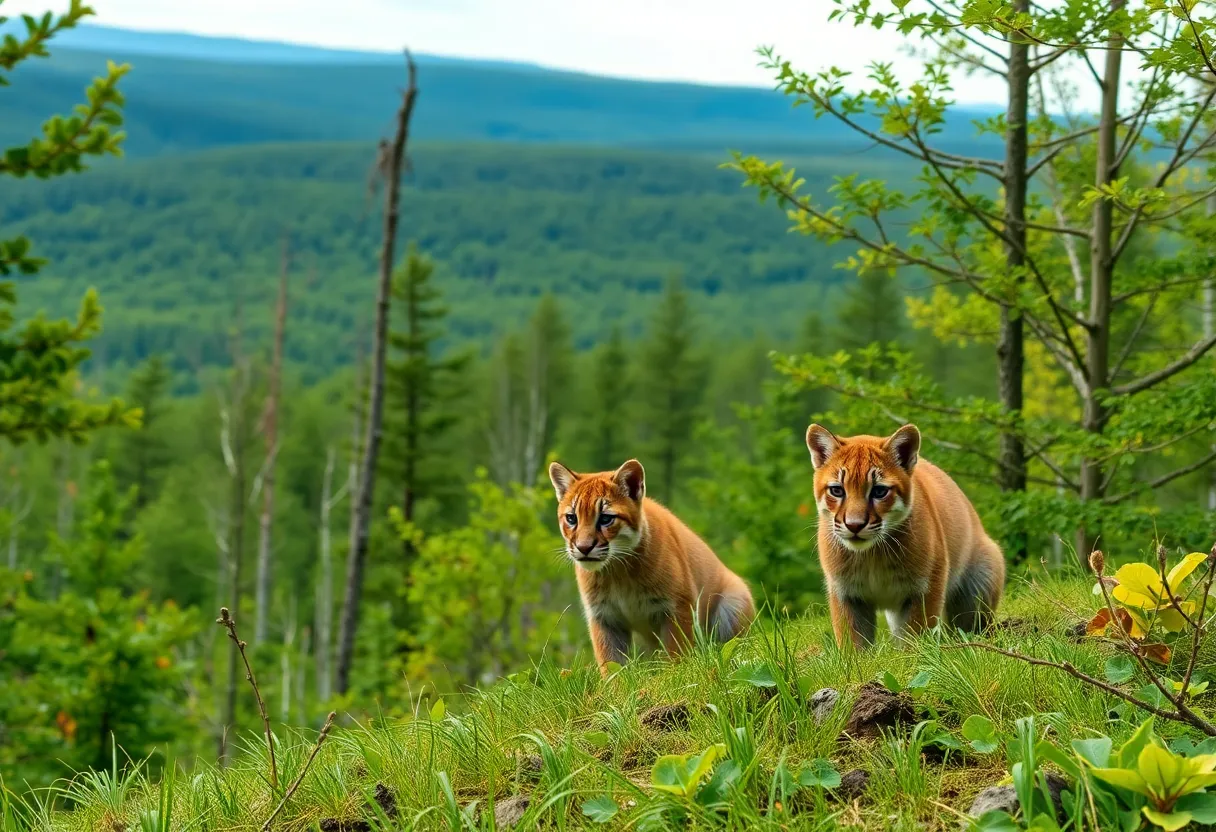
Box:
xmin=5 ymin=0 xmax=1023 ymax=105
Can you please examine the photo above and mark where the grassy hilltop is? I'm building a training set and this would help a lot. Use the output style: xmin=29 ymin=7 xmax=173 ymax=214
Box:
xmin=10 ymin=574 xmax=1216 ymax=831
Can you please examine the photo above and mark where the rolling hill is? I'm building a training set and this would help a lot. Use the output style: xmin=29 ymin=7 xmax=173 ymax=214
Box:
xmin=2 ymin=24 xmax=1000 ymax=157
xmin=2 ymin=142 xmax=909 ymax=380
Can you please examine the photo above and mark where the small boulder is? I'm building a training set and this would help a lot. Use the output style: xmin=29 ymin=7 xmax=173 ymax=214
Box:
xmin=494 ymin=794 xmax=531 ymax=828
xmin=640 ymin=702 xmax=692 ymax=731
xmin=840 ymin=682 xmax=917 ymax=740
xmin=964 ymin=773 xmax=1069 ymax=827
xmin=831 ymin=769 xmax=869 ymax=803
xmin=810 ymin=688 xmax=840 ymax=724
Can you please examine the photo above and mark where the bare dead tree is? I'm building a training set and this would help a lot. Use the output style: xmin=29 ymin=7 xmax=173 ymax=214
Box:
xmin=314 ymin=445 xmax=349 ymax=703
xmin=218 ymin=297 xmax=254 ymax=767
xmin=255 ymin=236 xmax=290 ymax=644
xmin=335 ymin=51 xmax=419 ymax=696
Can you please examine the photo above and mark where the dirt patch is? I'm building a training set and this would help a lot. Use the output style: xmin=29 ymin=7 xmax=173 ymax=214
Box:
xmin=840 ymin=682 xmax=918 ymax=741
xmin=641 ymin=702 xmax=693 ymax=731
xmin=319 ymin=820 xmax=369 ymax=832
xmin=494 ymin=794 xmax=531 ymax=828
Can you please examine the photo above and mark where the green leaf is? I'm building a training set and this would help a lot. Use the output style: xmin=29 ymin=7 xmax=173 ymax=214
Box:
xmin=1175 ymin=792 xmax=1216 ymax=824
xmin=962 ymin=715 xmax=1000 ymax=754
xmin=1141 ymin=807 xmax=1192 ymax=831
xmin=580 ymin=796 xmax=619 ymax=823
xmin=720 ymin=637 xmax=740 ymax=663
xmin=972 ymin=810 xmax=1019 ymax=832
xmin=1072 ymin=737 xmax=1113 ymax=768
xmin=429 ymin=698 xmax=446 ymax=721
xmin=798 ymin=758 xmax=841 ymax=789
xmin=602 ymin=661 xmax=623 ymax=677
xmin=697 ymin=759 xmax=741 ymax=807
xmin=1117 ymin=718 xmax=1155 ymax=768
xmin=651 ymin=755 xmax=689 ymax=795
xmin=906 ymin=670 xmax=932 ymax=691
xmin=583 ymin=731 xmax=611 ymax=749
xmin=879 ymin=670 xmax=902 ymax=693
xmin=1104 ymin=655 xmax=1134 ymax=684
xmin=733 ymin=661 xmax=777 ymax=688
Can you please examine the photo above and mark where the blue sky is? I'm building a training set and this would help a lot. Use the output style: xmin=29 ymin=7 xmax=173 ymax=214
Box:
xmin=8 ymin=0 xmax=1110 ymax=107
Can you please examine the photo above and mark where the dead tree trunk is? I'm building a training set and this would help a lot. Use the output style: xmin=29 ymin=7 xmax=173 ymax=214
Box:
xmin=336 ymin=52 xmax=419 ymax=696
xmin=218 ymin=302 xmax=251 ymax=767
xmin=255 ymin=238 xmax=290 ymax=644
xmin=315 ymin=446 xmax=348 ymax=703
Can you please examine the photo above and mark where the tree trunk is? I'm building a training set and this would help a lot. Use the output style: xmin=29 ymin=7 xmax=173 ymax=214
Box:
xmin=403 ymin=269 xmax=419 ymax=556
xmin=316 ymin=446 xmax=337 ymax=703
xmin=255 ymin=239 xmax=289 ymax=644
xmin=998 ymin=0 xmax=1029 ymax=562
xmin=336 ymin=54 xmax=419 ymax=696
xmin=1207 ymin=192 xmax=1215 ymax=512
xmin=1076 ymin=4 xmax=1124 ymax=563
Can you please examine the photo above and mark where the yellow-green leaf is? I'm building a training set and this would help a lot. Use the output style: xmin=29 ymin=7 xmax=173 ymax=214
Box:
xmin=1138 ymin=744 xmax=1184 ymax=799
xmin=1091 ymin=767 xmax=1149 ymax=795
xmin=1113 ymin=563 xmax=1165 ymax=605
xmin=1142 ymin=807 xmax=1192 ymax=831
xmin=1165 ymin=552 xmax=1207 ymax=593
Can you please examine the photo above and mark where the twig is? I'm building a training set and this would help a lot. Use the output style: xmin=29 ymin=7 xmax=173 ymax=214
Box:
xmin=1180 ymin=549 xmax=1216 ymax=696
xmin=217 ymin=607 xmax=279 ymax=789
xmin=261 ymin=711 xmax=337 ymax=832
xmin=1156 ymin=545 xmax=1198 ymax=630
xmin=1090 ymin=553 xmax=1216 ymax=735
xmin=941 ymin=642 xmax=1204 ymax=728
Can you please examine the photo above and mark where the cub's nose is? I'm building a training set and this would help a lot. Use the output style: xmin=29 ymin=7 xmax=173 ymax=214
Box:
xmin=844 ymin=519 xmax=867 ymax=536
xmin=576 ymin=540 xmax=597 ymax=556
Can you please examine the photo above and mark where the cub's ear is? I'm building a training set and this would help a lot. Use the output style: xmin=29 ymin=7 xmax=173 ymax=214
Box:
xmin=614 ymin=459 xmax=645 ymax=502
xmin=548 ymin=462 xmax=579 ymax=500
xmin=884 ymin=424 xmax=921 ymax=472
xmin=805 ymin=424 xmax=841 ymax=470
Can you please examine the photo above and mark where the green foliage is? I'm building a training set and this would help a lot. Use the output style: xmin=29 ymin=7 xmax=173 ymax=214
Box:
xmin=398 ymin=470 xmax=579 ymax=688
xmin=0 ymin=1 xmax=133 ymax=443
xmin=638 ymin=276 xmax=707 ymax=507
xmin=0 ymin=462 xmax=194 ymax=787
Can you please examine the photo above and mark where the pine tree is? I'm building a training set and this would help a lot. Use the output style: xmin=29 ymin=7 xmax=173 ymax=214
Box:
xmin=112 ymin=355 xmax=173 ymax=509
xmin=638 ymin=277 xmax=707 ymax=507
xmin=381 ymin=247 xmax=469 ymax=551
xmin=583 ymin=325 xmax=631 ymax=471
xmin=486 ymin=295 xmax=573 ymax=486
xmin=831 ymin=271 xmax=906 ymax=352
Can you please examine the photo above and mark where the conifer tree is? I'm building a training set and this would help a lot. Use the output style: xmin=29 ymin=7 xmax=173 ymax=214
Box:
xmin=112 ymin=355 xmax=172 ymax=509
xmin=638 ymin=277 xmax=707 ymax=506
xmin=381 ymin=247 xmax=469 ymax=551
xmin=583 ymin=325 xmax=632 ymax=471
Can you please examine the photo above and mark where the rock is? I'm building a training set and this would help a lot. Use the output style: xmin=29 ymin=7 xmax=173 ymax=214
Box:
xmin=640 ymin=702 xmax=692 ymax=731
xmin=494 ymin=795 xmax=531 ymax=828
xmin=967 ymin=785 xmax=1019 ymax=819
xmin=964 ymin=773 xmax=1069 ymax=827
xmin=840 ymin=682 xmax=917 ymax=740
xmin=373 ymin=782 xmax=397 ymax=818
xmin=831 ymin=769 xmax=869 ymax=803
xmin=810 ymin=688 xmax=840 ymax=724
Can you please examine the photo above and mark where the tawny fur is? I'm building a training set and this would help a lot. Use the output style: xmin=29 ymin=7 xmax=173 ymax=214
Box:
xmin=805 ymin=423 xmax=1005 ymax=649
xmin=549 ymin=459 xmax=755 ymax=673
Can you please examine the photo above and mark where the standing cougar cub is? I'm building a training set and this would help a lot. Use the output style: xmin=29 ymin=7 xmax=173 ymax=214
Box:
xmin=549 ymin=459 xmax=755 ymax=672
xmin=805 ymin=424 xmax=1004 ymax=648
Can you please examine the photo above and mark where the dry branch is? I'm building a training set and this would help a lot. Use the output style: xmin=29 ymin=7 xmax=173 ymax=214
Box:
xmin=217 ymin=607 xmax=279 ymax=788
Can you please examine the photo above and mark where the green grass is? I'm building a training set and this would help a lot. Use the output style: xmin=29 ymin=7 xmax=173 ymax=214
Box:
xmin=6 ymin=576 xmax=1214 ymax=831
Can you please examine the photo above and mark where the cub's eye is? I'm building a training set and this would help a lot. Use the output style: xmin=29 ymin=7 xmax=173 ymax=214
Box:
xmin=598 ymin=514 xmax=615 ymax=528
xmin=564 ymin=513 xmax=577 ymax=526
xmin=827 ymin=485 xmax=845 ymax=499
xmin=871 ymin=485 xmax=890 ymax=500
